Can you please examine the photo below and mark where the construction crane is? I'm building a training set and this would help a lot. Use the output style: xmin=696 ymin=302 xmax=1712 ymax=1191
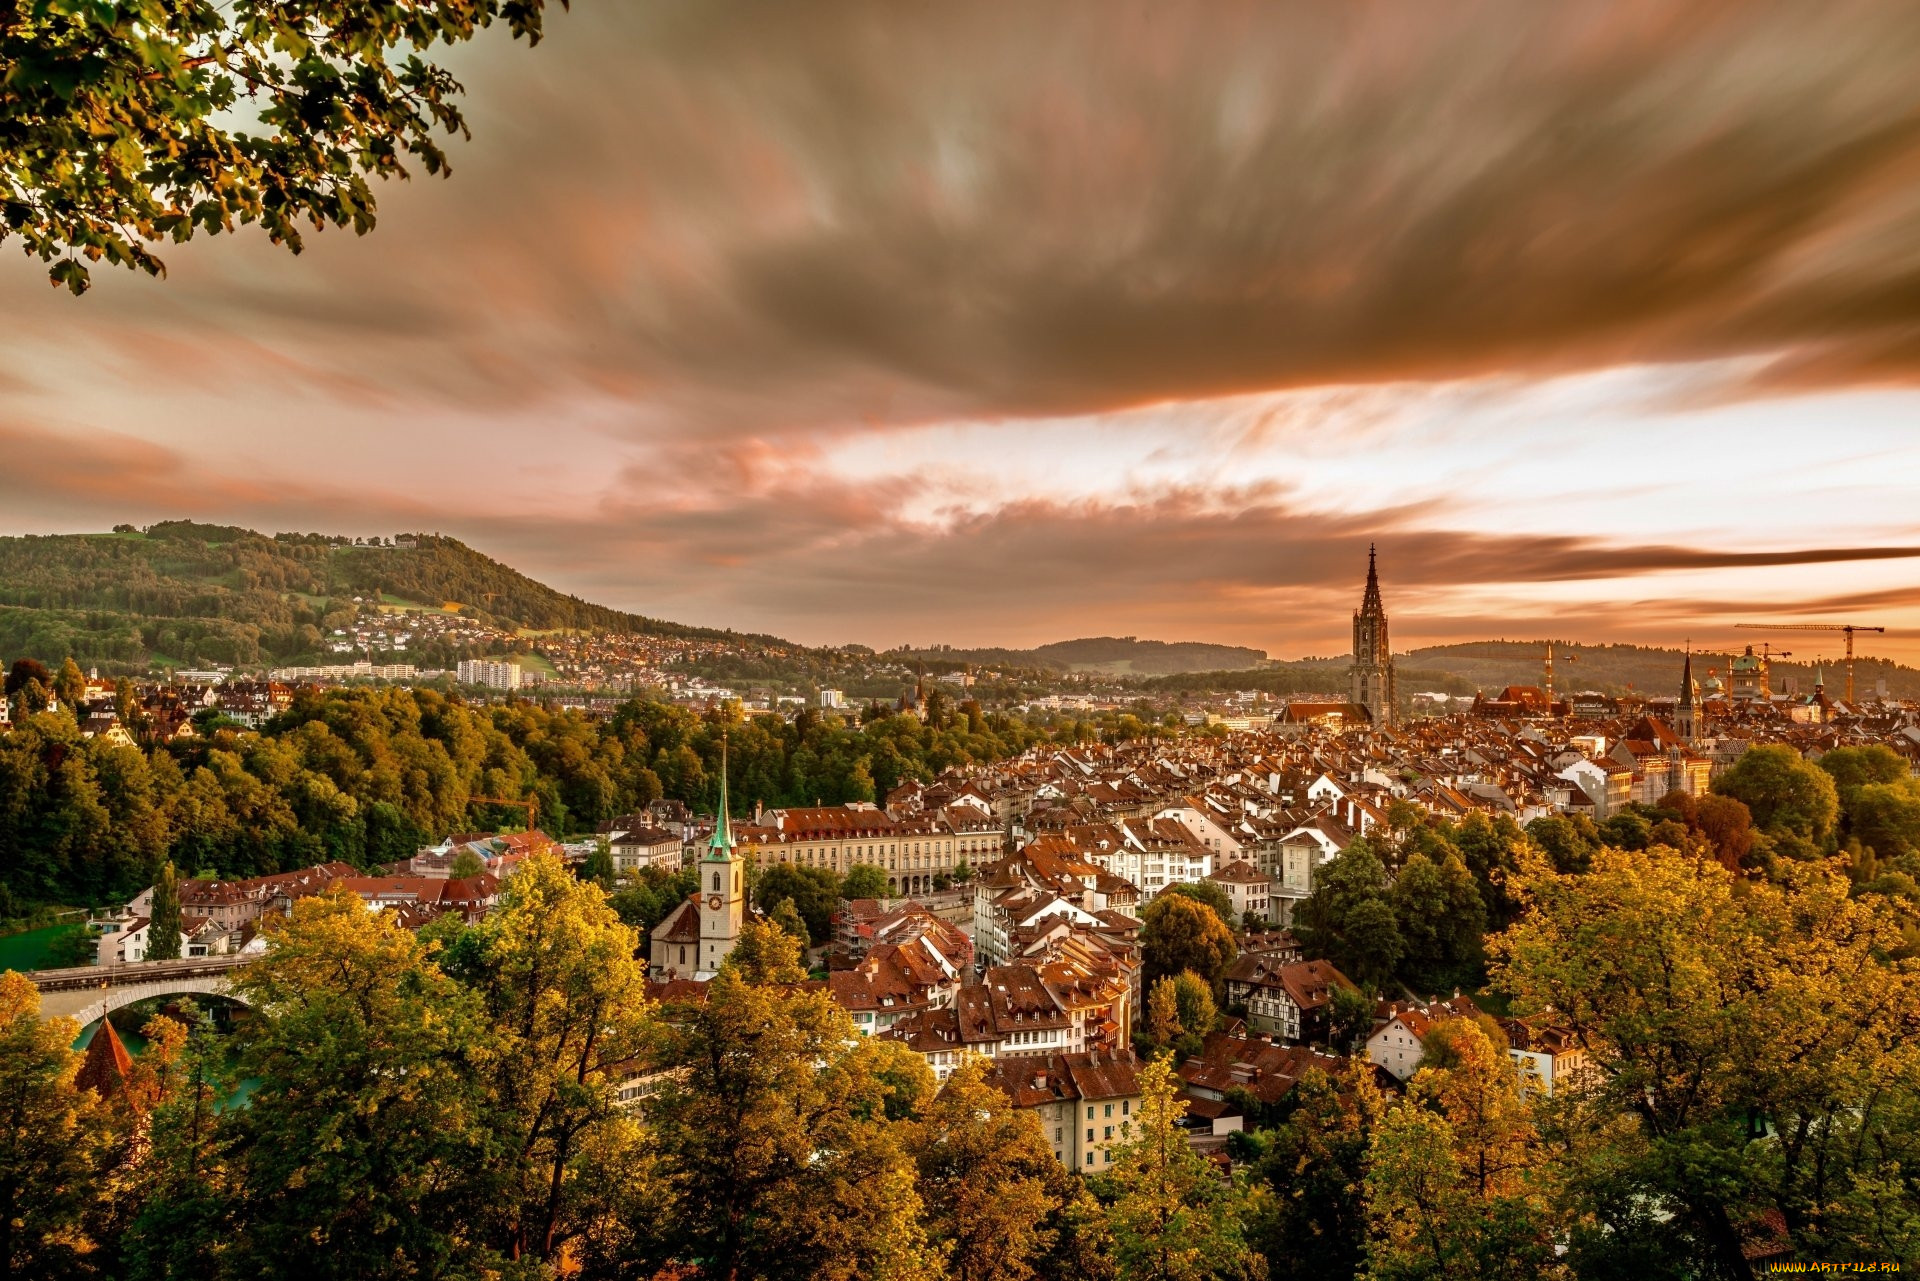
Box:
xmin=1735 ymin=623 xmax=1886 ymax=704
xmin=469 ymin=795 xmax=539 ymax=831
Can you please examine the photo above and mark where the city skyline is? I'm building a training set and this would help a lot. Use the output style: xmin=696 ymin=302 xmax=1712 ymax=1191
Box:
xmin=6 ymin=1 xmax=1920 ymax=659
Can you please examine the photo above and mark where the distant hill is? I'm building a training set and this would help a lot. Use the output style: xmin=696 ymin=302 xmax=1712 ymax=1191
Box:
xmin=1402 ymin=639 xmax=1920 ymax=700
xmin=0 ymin=522 xmax=781 ymax=673
xmin=1127 ymin=638 xmax=1920 ymax=702
xmin=900 ymin=636 xmax=1269 ymax=676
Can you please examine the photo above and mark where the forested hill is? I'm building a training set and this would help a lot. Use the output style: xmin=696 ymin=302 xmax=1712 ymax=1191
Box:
xmin=0 ymin=522 xmax=782 ymax=672
xmin=902 ymin=636 xmax=1270 ymax=675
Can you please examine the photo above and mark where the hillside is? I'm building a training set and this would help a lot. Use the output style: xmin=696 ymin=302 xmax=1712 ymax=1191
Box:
xmin=901 ymin=636 xmax=1269 ymax=676
xmin=0 ymin=522 xmax=778 ymax=673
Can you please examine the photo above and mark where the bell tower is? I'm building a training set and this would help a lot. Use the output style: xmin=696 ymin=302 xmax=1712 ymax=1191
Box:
xmin=1348 ymin=544 xmax=1397 ymax=727
xmin=1676 ymin=648 xmax=1699 ymax=745
xmin=698 ymin=736 xmax=745 ymax=976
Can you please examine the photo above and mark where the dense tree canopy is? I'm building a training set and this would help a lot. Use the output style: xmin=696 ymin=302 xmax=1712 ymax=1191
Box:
xmin=2 ymin=0 xmax=565 ymax=294
xmin=1137 ymin=894 xmax=1237 ymax=990
xmin=0 ymin=685 xmax=1060 ymax=909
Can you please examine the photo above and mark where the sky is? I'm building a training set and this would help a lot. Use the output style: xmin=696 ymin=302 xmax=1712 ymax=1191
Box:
xmin=5 ymin=0 xmax=1920 ymax=660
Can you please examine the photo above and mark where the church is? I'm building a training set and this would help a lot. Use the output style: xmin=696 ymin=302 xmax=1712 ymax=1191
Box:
xmin=1348 ymin=544 xmax=1397 ymax=727
xmin=649 ymin=753 xmax=755 ymax=980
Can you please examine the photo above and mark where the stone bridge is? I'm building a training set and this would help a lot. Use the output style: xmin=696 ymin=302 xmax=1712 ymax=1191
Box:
xmin=25 ymin=954 xmax=257 ymax=1025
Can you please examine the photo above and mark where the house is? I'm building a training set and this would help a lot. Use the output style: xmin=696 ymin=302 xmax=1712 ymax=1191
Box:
xmin=91 ymin=915 xmax=179 ymax=966
xmin=1365 ymin=995 xmax=1479 ymax=1081
xmin=1205 ymin=859 xmax=1271 ymax=925
xmin=1175 ymin=1032 xmax=1350 ymax=1133
xmin=1222 ymin=955 xmax=1358 ymax=1044
xmin=605 ymin=824 xmax=684 ymax=875
xmin=982 ymin=1050 xmax=1145 ymax=1171
xmin=1500 ymin=1016 xmax=1595 ymax=1097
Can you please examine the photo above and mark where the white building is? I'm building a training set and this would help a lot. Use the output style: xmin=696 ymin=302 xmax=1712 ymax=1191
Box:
xmin=457 ymin=659 xmax=523 ymax=691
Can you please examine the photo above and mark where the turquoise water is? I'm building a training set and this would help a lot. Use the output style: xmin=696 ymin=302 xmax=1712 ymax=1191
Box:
xmin=0 ymin=922 xmax=88 ymax=972
xmin=75 ymin=1011 xmax=257 ymax=1110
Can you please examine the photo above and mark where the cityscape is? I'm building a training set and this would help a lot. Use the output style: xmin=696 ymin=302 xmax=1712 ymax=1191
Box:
xmin=5 ymin=4 xmax=1920 ymax=1281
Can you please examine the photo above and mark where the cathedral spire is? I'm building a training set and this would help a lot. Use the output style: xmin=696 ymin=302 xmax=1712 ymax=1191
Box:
xmin=1361 ymin=542 xmax=1383 ymax=614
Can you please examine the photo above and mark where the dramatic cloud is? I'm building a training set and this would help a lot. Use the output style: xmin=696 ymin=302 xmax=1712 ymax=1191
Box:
xmin=4 ymin=1 xmax=1920 ymax=654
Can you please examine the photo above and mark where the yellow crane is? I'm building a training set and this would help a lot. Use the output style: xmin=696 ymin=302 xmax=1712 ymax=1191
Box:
xmin=1734 ymin=623 xmax=1886 ymax=704
xmin=469 ymin=795 xmax=539 ymax=830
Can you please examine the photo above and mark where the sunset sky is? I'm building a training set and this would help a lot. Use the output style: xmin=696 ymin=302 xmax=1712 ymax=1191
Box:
xmin=5 ymin=1 xmax=1920 ymax=659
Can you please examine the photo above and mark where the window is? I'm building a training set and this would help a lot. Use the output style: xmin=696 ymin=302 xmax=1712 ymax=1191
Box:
xmin=1085 ymin=1153 xmax=1094 ymax=1167
xmin=712 ymin=871 xmax=721 ymax=892
xmin=1122 ymin=1100 xmax=1130 ymax=1116
xmin=1086 ymin=1106 xmax=1094 ymax=1120
xmin=1104 ymin=1126 xmax=1112 ymax=1140
xmin=1104 ymin=1103 xmax=1112 ymax=1118
xmin=1055 ymin=1127 xmax=1063 ymax=1142
xmin=1086 ymin=1129 xmax=1094 ymax=1143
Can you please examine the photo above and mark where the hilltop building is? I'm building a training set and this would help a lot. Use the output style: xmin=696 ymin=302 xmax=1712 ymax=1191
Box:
xmin=1348 ymin=545 xmax=1397 ymax=727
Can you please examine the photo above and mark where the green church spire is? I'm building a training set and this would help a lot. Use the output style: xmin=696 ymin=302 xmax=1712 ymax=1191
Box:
xmin=705 ymin=734 xmax=734 ymax=860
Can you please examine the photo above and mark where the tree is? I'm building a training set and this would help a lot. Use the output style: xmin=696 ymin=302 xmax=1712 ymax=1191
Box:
xmin=583 ymin=836 xmax=615 ymax=887
xmin=1850 ymin=778 xmax=1920 ymax=864
xmin=1816 ymin=744 xmax=1909 ymax=817
xmin=1137 ymin=894 xmax=1237 ymax=989
xmin=642 ymin=960 xmax=938 ymax=1281
xmin=207 ymin=888 xmax=502 ymax=1279
xmin=1098 ymin=1055 xmax=1260 ymax=1281
xmin=1326 ymin=983 xmax=1375 ymax=1054
xmin=843 ymin=863 xmax=891 ymax=900
xmin=1693 ymin=794 xmax=1756 ymax=872
xmin=1145 ymin=972 xmax=1217 ymax=1056
xmin=1297 ymin=841 xmax=1404 ymax=989
xmin=770 ymin=898 xmax=811 ymax=954
xmin=1249 ymin=1062 xmax=1383 ymax=1281
xmin=907 ymin=1056 xmax=1078 ymax=1281
xmin=1493 ymin=844 xmax=1920 ymax=1272
xmin=754 ymin=863 xmax=843 ymax=944
xmin=725 ymin=917 xmax=812 ymax=987
xmin=449 ymin=847 xmax=486 ymax=878
xmin=55 ymin=658 xmax=87 ymax=707
xmin=1161 ymin=880 xmax=1235 ymax=924
xmin=466 ymin=850 xmax=657 ymax=1264
xmin=1712 ymin=744 xmax=1839 ymax=856
xmin=147 ymin=860 xmax=182 ymax=961
xmin=1525 ymin=815 xmax=1596 ymax=875
xmin=1363 ymin=1018 xmax=1561 ymax=1281
xmin=0 ymin=972 xmax=109 ymax=1277
xmin=1 ymin=659 xmax=50 ymax=698
xmin=2 ymin=0 xmax=566 ymax=294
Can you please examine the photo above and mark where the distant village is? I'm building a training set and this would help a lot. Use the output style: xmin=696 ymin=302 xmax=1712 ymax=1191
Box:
xmin=39 ymin=549 xmax=1920 ymax=1161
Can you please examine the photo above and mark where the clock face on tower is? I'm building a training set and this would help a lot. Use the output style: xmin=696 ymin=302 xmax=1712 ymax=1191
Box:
xmin=707 ymin=894 xmax=723 ymax=910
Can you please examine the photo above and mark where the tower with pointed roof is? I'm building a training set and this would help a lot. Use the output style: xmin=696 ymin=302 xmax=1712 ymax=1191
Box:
xmin=1676 ymin=647 xmax=1699 ymax=744
xmin=697 ymin=736 xmax=745 ymax=976
xmin=1348 ymin=544 xmax=1396 ymax=728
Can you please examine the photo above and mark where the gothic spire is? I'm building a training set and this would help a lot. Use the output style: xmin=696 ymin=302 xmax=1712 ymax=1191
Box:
xmin=1681 ymin=645 xmax=1695 ymax=708
xmin=1360 ymin=543 xmax=1384 ymax=615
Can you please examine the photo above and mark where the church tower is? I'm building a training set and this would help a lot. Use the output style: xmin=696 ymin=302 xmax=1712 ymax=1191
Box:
xmin=1348 ymin=545 xmax=1397 ymax=728
xmin=1676 ymin=648 xmax=1699 ymax=744
xmin=697 ymin=737 xmax=745 ymax=977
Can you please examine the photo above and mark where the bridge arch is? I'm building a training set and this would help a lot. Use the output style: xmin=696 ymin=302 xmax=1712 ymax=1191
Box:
xmin=25 ymin=954 xmax=258 ymax=1025
xmin=50 ymin=976 xmax=250 ymax=1027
